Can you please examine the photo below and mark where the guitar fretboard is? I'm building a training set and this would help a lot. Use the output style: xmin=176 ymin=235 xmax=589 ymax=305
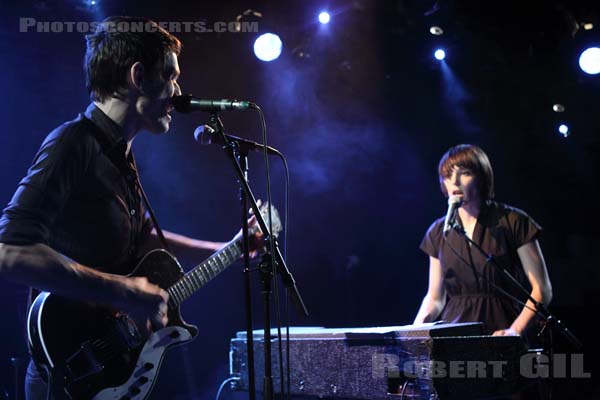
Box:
xmin=167 ymin=239 xmax=243 ymax=306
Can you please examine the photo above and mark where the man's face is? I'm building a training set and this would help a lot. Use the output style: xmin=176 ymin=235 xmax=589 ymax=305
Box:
xmin=138 ymin=51 xmax=181 ymax=134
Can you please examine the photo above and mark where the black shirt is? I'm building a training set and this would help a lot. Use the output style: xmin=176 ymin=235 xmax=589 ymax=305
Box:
xmin=0 ymin=103 xmax=153 ymax=274
xmin=420 ymin=200 xmax=542 ymax=334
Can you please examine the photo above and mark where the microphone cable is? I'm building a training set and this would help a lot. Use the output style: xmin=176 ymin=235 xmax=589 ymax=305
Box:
xmin=254 ymin=105 xmax=292 ymax=400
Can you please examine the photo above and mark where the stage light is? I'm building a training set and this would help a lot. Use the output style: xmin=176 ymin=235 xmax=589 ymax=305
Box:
xmin=253 ymin=33 xmax=282 ymax=62
xmin=552 ymin=104 xmax=565 ymax=113
xmin=578 ymin=47 xmax=600 ymax=75
xmin=90 ymin=0 xmax=96 ymax=4
xmin=558 ymin=124 xmax=570 ymax=137
xmin=429 ymin=26 xmax=444 ymax=35
xmin=318 ymin=11 xmax=330 ymax=24
xmin=434 ymin=49 xmax=446 ymax=61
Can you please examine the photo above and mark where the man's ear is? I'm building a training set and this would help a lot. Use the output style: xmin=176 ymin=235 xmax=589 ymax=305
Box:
xmin=128 ymin=61 xmax=145 ymax=92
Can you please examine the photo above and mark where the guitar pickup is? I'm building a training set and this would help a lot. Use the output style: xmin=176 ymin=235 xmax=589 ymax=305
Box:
xmin=114 ymin=316 xmax=144 ymax=349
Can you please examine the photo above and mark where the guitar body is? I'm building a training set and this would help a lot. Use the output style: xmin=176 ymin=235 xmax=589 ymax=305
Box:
xmin=27 ymin=203 xmax=281 ymax=399
xmin=27 ymin=249 xmax=198 ymax=400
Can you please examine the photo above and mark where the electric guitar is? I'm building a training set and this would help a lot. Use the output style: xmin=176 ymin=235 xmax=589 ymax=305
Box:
xmin=27 ymin=204 xmax=281 ymax=400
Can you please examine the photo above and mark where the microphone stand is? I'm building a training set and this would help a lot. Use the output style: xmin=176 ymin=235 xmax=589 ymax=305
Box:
xmin=206 ymin=112 xmax=309 ymax=400
xmin=449 ymin=221 xmax=582 ymax=351
xmin=237 ymin=142 xmax=257 ymax=400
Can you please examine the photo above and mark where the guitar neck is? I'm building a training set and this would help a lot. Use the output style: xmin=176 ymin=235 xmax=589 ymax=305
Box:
xmin=167 ymin=239 xmax=243 ymax=306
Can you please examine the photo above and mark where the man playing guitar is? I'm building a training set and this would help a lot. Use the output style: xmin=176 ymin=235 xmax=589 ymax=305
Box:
xmin=0 ymin=16 xmax=265 ymax=399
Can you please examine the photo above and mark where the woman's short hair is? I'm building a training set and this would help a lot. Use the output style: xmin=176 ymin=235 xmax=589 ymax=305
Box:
xmin=438 ymin=144 xmax=495 ymax=199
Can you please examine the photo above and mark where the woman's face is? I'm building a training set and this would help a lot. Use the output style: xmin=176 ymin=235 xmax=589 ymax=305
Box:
xmin=443 ymin=165 xmax=481 ymax=206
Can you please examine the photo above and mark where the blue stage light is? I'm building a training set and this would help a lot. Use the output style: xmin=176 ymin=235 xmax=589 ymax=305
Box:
xmin=558 ymin=124 xmax=570 ymax=137
xmin=434 ymin=49 xmax=446 ymax=61
xmin=253 ymin=33 xmax=282 ymax=62
xmin=578 ymin=47 xmax=600 ymax=75
xmin=319 ymin=12 xmax=331 ymax=24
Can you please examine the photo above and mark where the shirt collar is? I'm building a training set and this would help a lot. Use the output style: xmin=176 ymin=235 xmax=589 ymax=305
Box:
xmin=84 ymin=102 xmax=131 ymax=162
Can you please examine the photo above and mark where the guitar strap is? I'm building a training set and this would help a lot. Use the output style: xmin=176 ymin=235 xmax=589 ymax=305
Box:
xmin=81 ymin=115 xmax=173 ymax=253
xmin=130 ymin=156 xmax=173 ymax=254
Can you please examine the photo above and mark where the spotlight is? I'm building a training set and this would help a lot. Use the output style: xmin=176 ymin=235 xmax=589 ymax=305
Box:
xmin=90 ymin=0 xmax=96 ymax=4
xmin=558 ymin=124 xmax=570 ymax=137
xmin=434 ymin=49 xmax=446 ymax=61
xmin=429 ymin=26 xmax=444 ymax=35
xmin=552 ymin=104 xmax=565 ymax=112
xmin=318 ymin=11 xmax=330 ymax=24
xmin=578 ymin=47 xmax=600 ymax=75
xmin=233 ymin=9 xmax=262 ymax=33
xmin=253 ymin=33 xmax=282 ymax=62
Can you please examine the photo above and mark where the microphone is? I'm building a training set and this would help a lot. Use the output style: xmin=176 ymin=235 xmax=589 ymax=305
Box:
xmin=194 ymin=125 xmax=282 ymax=156
xmin=172 ymin=94 xmax=255 ymax=113
xmin=443 ymin=195 xmax=463 ymax=237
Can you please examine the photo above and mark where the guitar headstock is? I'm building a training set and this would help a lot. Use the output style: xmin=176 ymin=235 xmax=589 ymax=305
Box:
xmin=251 ymin=201 xmax=282 ymax=238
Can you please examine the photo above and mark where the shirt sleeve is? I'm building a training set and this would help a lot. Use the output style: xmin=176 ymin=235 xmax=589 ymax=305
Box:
xmin=506 ymin=207 xmax=542 ymax=249
xmin=0 ymin=124 xmax=93 ymax=245
xmin=420 ymin=218 xmax=443 ymax=259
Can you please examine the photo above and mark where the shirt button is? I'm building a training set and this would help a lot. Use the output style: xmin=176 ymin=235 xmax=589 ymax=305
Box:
xmin=130 ymin=209 xmax=136 ymax=216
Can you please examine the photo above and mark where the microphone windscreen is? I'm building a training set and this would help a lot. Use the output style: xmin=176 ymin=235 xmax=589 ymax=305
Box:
xmin=448 ymin=195 xmax=463 ymax=205
xmin=172 ymin=94 xmax=193 ymax=113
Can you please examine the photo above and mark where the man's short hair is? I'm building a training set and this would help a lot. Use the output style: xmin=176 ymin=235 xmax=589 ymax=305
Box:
xmin=84 ymin=16 xmax=182 ymax=102
xmin=438 ymin=144 xmax=495 ymax=199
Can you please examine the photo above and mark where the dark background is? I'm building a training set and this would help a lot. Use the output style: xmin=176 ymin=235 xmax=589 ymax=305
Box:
xmin=0 ymin=0 xmax=599 ymax=398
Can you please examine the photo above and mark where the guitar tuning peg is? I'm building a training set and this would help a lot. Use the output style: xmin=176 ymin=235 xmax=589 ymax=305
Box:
xmin=249 ymin=199 xmax=264 ymax=215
